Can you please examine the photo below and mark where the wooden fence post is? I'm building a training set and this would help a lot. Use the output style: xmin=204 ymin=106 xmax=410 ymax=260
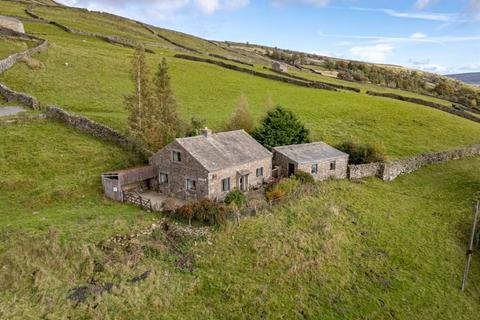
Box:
xmin=461 ymin=200 xmax=480 ymax=291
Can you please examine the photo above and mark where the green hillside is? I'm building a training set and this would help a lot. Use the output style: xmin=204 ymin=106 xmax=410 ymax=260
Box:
xmin=1 ymin=1 xmax=480 ymax=319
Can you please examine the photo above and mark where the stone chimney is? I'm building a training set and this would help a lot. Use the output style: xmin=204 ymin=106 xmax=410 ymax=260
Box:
xmin=201 ymin=127 xmax=212 ymax=137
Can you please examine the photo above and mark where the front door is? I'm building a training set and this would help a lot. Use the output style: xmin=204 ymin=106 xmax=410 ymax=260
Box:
xmin=288 ymin=163 xmax=296 ymax=177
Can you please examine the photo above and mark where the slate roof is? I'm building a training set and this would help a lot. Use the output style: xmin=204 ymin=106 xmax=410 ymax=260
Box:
xmin=175 ymin=130 xmax=272 ymax=172
xmin=273 ymin=142 xmax=348 ymax=164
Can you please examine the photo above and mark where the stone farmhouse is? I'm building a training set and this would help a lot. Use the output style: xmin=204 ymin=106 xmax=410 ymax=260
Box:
xmin=273 ymin=142 xmax=349 ymax=180
xmin=272 ymin=61 xmax=288 ymax=73
xmin=0 ymin=16 xmax=25 ymax=33
xmin=102 ymin=129 xmax=349 ymax=208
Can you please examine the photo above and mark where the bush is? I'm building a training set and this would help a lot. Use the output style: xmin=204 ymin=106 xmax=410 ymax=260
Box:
xmin=293 ymin=171 xmax=315 ymax=184
xmin=224 ymin=189 xmax=247 ymax=208
xmin=265 ymin=178 xmax=300 ymax=203
xmin=336 ymin=141 xmax=387 ymax=164
xmin=175 ymin=199 xmax=227 ymax=226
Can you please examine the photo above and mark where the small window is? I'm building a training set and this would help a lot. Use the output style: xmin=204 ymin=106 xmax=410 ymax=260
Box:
xmin=159 ymin=173 xmax=168 ymax=184
xmin=222 ymin=178 xmax=231 ymax=192
xmin=256 ymin=167 xmax=264 ymax=177
xmin=330 ymin=161 xmax=336 ymax=171
xmin=186 ymin=179 xmax=196 ymax=190
xmin=311 ymin=164 xmax=318 ymax=174
xmin=172 ymin=151 xmax=182 ymax=162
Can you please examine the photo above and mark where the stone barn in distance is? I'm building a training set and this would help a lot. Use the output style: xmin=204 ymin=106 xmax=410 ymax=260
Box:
xmin=272 ymin=61 xmax=288 ymax=73
xmin=0 ymin=16 xmax=25 ymax=33
xmin=101 ymin=166 xmax=156 ymax=202
xmin=149 ymin=128 xmax=273 ymax=201
xmin=273 ymin=142 xmax=349 ymax=181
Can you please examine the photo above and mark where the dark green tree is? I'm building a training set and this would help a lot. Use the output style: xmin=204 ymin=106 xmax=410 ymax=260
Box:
xmin=252 ymin=106 xmax=310 ymax=149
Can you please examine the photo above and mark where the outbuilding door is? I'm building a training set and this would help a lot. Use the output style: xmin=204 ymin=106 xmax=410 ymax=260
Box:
xmin=288 ymin=163 xmax=295 ymax=177
xmin=239 ymin=175 xmax=249 ymax=192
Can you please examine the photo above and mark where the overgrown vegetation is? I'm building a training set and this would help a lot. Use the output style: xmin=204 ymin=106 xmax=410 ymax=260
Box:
xmin=225 ymin=94 xmax=254 ymax=132
xmin=175 ymin=199 xmax=227 ymax=226
xmin=336 ymin=141 xmax=388 ymax=164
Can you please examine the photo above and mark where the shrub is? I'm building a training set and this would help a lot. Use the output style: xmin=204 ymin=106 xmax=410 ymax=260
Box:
xmin=265 ymin=178 xmax=300 ymax=203
xmin=224 ymin=189 xmax=247 ymax=208
xmin=175 ymin=199 xmax=227 ymax=226
xmin=293 ymin=171 xmax=315 ymax=184
xmin=336 ymin=141 xmax=387 ymax=165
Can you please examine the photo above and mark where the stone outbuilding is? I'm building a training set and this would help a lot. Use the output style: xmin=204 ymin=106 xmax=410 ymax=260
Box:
xmin=0 ymin=16 xmax=25 ymax=33
xmin=149 ymin=129 xmax=273 ymax=201
xmin=272 ymin=61 xmax=288 ymax=73
xmin=273 ymin=142 xmax=349 ymax=181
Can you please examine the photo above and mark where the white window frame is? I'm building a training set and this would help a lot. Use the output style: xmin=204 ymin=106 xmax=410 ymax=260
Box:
xmin=222 ymin=177 xmax=231 ymax=192
xmin=311 ymin=163 xmax=318 ymax=174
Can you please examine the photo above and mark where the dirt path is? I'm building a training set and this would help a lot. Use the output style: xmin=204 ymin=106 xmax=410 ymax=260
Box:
xmin=0 ymin=106 xmax=26 ymax=117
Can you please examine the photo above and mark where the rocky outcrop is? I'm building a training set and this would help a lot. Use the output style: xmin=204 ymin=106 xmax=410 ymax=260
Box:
xmin=366 ymin=91 xmax=480 ymax=124
xmin=0 ymin=15 xmax=24 ymax=33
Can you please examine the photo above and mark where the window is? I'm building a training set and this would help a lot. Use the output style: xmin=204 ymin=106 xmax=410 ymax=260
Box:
xmin=222 ymin=178 xmax=231 ymax=192
xmin=159 ymin=173 xmax=168 ymax=184
xmin=256 ymin=167 xmax=264 ymax=177
xmin=172 ymin=151 xmax=182 ymax=162
xmin=186 ymin=179 xmax=196 ymax=190
xmin=330 ymin=161 xmax=336 ymax=171
xmin=311 ymin=164 xmax=318 ymax=174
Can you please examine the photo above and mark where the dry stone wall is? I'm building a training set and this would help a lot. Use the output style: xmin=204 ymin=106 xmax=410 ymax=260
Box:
xmin=366 ymin=91 xmax=480 ymax=124
xmin=348 ymin=144 xmax=480 ymax=181
xmin=0 ymin=39 xmax=48 ymax=74
xmin=348 ymin=162 xmax=383 ymax=179
xmin=0 ymin=83 xmax=39 ymax=108
xmin=46 ymin=106 xmax=152 ymax=158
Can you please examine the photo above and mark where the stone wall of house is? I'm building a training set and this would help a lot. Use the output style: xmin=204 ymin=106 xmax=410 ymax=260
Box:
xmin=297 ymin=156 xmax=349 ymax=181
xmin=382 ymin=144 xmax=480 ymax=181
xmin=149 ymin=140 xmax=210 ymax=201
xmin=46 ymin=106 xmax=151 ymax=157
xmin=348 ymin=162 xmax=384 ymax=179
xmin=273 ymin=151 xmax=349 ymax=181
xmin=0 ymin=16 xmax=24 ymax=33
xmin=366 ymin=91 xmax=480 ymax=124
xmin=208 ymin=157 xmax=272 ymax=201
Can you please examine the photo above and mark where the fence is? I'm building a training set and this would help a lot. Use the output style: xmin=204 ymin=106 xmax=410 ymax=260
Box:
xmin=123 ymin=192 xmax=153 ymax=211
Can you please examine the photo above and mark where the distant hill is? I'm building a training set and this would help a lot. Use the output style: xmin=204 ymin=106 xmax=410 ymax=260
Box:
xmin=446 ymin=72 xmax=480 ymax=85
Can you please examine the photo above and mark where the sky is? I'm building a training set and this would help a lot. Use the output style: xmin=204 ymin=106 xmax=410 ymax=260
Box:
xmin=57 ymin=0 xmax=480 ymax=74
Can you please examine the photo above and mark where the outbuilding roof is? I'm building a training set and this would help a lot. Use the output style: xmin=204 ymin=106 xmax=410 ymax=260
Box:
xmin=175 ymin=130 xmax=272 ymax=172
xmin=273 ymin=142 xmax=348 ymax=164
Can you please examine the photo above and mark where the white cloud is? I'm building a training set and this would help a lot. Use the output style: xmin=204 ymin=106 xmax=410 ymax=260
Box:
xmin=351 ymin=7 xmax=462 ymax=22
xmin=414 ymin=0 xmax=435 ymax=10
xmin=271 ymin=0 xmax=331 ymax=6
xmin=410 ymin=32 xmax=427 ymax=39
xmin=57 ymin=0 xmax=249 ymax=19
xmin=469 ymin=0 xmax=480 ymax=21
xmin=409 ymin=58 xmax=445 ymax=72
xmin=349 ymin=44 xmax=394 ymax=63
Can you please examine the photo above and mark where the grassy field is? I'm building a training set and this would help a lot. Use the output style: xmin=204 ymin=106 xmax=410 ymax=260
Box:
xmin=0 ymin=17 xmax=479 ymax=158
xmin=0 ymin=127 xmax=478 ymax=318
xmin=0 ymin=120 xmax=145 ymax=239
xmin=1 ymin=2 xmax=480 ymax=319
xmin=0 ymin=37 xmax=32 ymax=59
